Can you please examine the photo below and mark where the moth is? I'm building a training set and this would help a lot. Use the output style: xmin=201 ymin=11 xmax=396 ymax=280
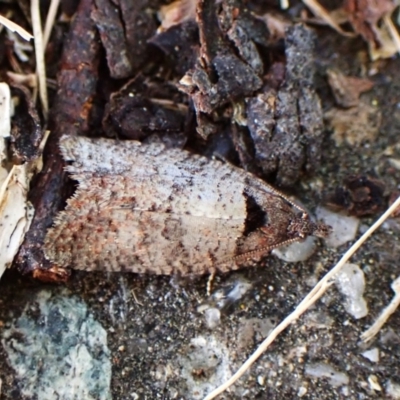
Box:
xmin=44 ymin=136 xmax=330 ymax=275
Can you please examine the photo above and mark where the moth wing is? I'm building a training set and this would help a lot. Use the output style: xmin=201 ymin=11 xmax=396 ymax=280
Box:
xmin=45 ymin=206 xmax=245 ymax=275
xmin=49 ymin=136 xmax=297 ymax=274
xmin=61 ymin=135 xmax=280 ymax=198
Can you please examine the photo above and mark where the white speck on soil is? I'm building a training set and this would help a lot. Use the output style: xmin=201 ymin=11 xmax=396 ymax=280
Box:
xmin=305 ymin=362 xmax=349 ymax=387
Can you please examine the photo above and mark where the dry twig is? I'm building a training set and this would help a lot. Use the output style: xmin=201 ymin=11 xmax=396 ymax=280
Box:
xmin=301 ymin=0 xmax=354 ymax=36
xmin=31 ymin=0 xmax=48 ymax=119
xmin=43 ymin=0 xmax=60 ymax=49
xmin=0 ymin=14 xmax=33 ymax=41
xmin=361 ymin=276 xmax=400 ymax=342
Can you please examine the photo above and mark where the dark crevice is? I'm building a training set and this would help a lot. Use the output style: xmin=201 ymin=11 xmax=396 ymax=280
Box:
xmin=243 ymin=192 xmax=267 ymax=236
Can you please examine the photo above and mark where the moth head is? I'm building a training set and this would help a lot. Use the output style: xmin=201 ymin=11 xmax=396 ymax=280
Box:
xmin=288 ymin=213 xmax=331 ymax=240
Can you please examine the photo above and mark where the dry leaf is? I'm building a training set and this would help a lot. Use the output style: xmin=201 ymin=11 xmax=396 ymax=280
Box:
xmin=0 ymin=165 xmax=34 ymax=278
xmin=343 ymin=0 xmax=396 ymax=45
xmin=325 ymin=101 xmax=381 ymax=146
xmin=0 ymin=82 xmax=41 ymax=279
xmin=327 ymin=70 xmax=374 ymax=108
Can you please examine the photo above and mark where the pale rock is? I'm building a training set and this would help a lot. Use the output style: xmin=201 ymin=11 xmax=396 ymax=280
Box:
xmin=361 ymin=348 xmax=379 ymax=363
xmin=273 ymin=235 xmax=316 ymax=262
xmin=335 ymin=263 xmax=368 ymax=319
xmin=316 ymin=206 xmax=359 ymax=248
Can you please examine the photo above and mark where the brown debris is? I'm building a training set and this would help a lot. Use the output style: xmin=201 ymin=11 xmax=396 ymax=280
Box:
xmin=245 ymin=24 xmax=325 ymax=187
xmin=172 ymin=1 xmax=325 ymax=186
xmin=91 ymin=0 xmax=132 ymax=79
xmin=301 ymin=0 xmax=399 ymax=60
xmin=92 ymin=0 xmax=158 ymax=79
xmin=15 ymin=0 xmax=101 ymax=279
xmin=9 ymin=84 xmax=42 ymax=163
xmin=153 ymin=2 xmax=326 ymax=187
xmin=327 ymin=70 xmax=374 ymax=108
xmin=343 ymin=0 xmax=396 ymax=47
xmin=325 ymin=101 xmax=381 ymax=146
xmin=148 ymin=20 xmax=199 ymax=76
xmin=102 ymin=75 xmax=186 ymax=141
xmin=178 ymin=0 xmax=266 ymax=138
xmin=325 ymin=175 xmax=386 ymax=217
xmin=31 ymin=266 xmax=70 ymax=282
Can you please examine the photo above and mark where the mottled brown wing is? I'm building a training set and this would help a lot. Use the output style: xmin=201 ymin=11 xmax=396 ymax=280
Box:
xmin=44 ymin=136 xmax=303 ymax=275
xmin=45 ymin=204 xmax=246 ymax=275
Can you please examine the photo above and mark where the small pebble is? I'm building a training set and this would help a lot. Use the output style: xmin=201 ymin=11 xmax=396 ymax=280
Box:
xmin=361 ymin=348 xmax=379 ymax=363
xmin=316 ymin=207 xmax=359 ymax=248
xmin=204 ymin=307 xmax=221 ymax=329
xmin=273 ymin=236 xmax=316 ymax=262
xmin=335 ymin=263 xmax=368 ymax=319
